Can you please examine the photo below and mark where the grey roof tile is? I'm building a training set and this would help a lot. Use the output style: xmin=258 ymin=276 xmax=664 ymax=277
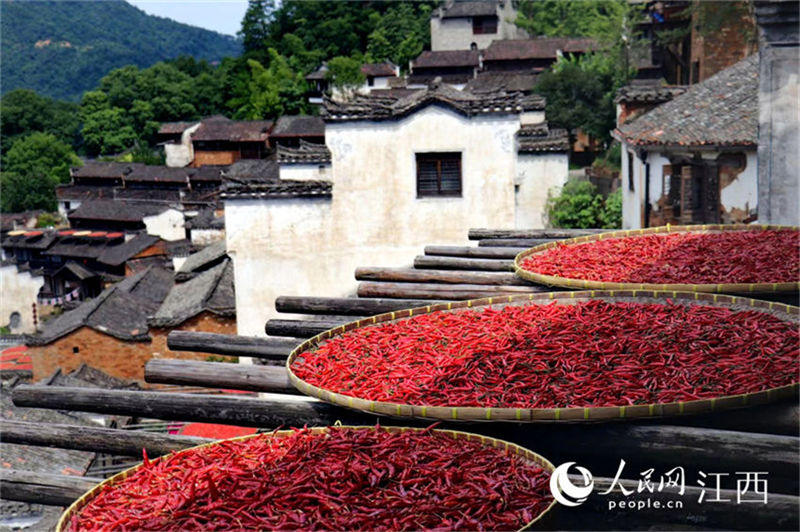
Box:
xmin=222 ymin=180 xmax=332 ymax=200
xmin=271 ymin=115 xmax=326 ymax=138
xmin=277 ymin=141 xmax=331 ymax=164
xmin=149 ymin=260 xmax=233 ymax=327
xmin=615 ymin=55 xmax=758 ymax=148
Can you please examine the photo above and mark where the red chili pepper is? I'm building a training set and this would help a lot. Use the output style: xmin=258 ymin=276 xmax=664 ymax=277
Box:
xmin=519 ymin=229 xmax=799 ymax=284
xmin=70 ymin=427 xmax=552 ymax=531
xmin=292 ymin=300 xmax=799 ymax=409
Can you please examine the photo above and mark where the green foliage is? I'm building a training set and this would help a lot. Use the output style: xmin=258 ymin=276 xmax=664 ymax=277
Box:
xmin=546 ymin=180 xmax=621 ymax=229
xmin=0 ymin=89 xmax=81 ymax=154
xmin=517 ymin=0 xmax=632 ymax=43
xmin=205 ymin=355 xmax=240 ymax=363
xmin=239 ymin=0 xmax=276 ymax=54
xmin=1 ymin=133 xmax=80 ymax=213
xmin=592 ymin=142 xmax=622 ymax=174
xmin=36 ymin=212 xmax=63 ymax=228
xmin=1 ymin=0 xmax=241 ymax=102
xmin=231 ymin=54 xmax=310 ymax=119
xmin=365 ymin=2 xmax=431 ymax=70
xmin=326 ymin=56 xmax=367 ymax=99
xmin=0 ymin=326 xmax=10 ymax=336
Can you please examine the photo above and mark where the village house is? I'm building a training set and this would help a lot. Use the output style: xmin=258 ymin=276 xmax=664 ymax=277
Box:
xmin=407 ymin=50 xmax=481 ymax=89
xmin=159 ymin=116 xmax=273 ymax=168
xmin=25 ymin=244 xmax=236 ymax=383
xmin=481 ymin=38 xmax=597 ymax=74
xmin=224 ymin=85 xmax=568 ymax=337
xmin=613 ymin=55 xmax=758 ymax=229
xmin=305 ymin=62 xmax=401 ymax=104
xmin=269 ymin=115 xmax=326 ymax=148
xmin=430 ymin=0 xmax=527 ymax=52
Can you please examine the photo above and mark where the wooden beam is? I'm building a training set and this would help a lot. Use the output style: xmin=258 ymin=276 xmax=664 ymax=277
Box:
xmin=11 ymin=385 xmax=368 ymax=428
xmin=167 ymin=331 xmax=302 ymax=360
xmin=413 ymin=255 xmax=514 ymax=272
xmin=264 ymin=318 xmax=351 ymax=338
xmin=274 ymin=296 xmax=444 ymax=316
xmin=357 ymin=281 xmax=547 ymax=300
xmin=0 ymin=470 xmax=101 ymax=507
xmin=145 ymin=359 xmax=297 ymax=394
xmin=0 ymin=420 xmax=210 ymax=457
xmin=468 ymin=228 xmax=606 ymax=239
xmin=354 ymin=267 xmax=527 ymax=286
xmin=477 ymin=238 xmax=552 ymax=247
xmin=423 ymin=245 xmax=526 ymax=259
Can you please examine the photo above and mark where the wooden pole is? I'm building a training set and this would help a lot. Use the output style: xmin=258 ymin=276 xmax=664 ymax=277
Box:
xmin=357 ymin=281 xmax=546 ymax=300
xmin=0 ymin=420 xmax=210 ymax=457
xmin=145 ymin=359 xmax=298 ymax=394
xmin=424 ymin=245 xmax=526 ymax=259
xmin=0 ymin=470 xmax=101 ymax=507
xmin=468 ymin=228 xmax=605 ymax=239
xmin=11 ymin=386 xmax=368 ymax=428
xmin=477 ymin=238 xmax=553 ymax=248
xmin=167 ymin=331 xmax=302 ymax=360
xmin=264 ymin=318 xmax=350 ymax=338
xmin=354 ymin=267 xmax=527 ymax=286
xmin=413 ymin=255 xmax=514 ymax=272
xmin=274 ymin=296 xmax=444 ymax=316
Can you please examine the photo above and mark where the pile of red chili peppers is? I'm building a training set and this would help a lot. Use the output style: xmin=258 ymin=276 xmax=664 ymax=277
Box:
xmin=292 ymin=300 xmax=799 ymax=408
xmin=70 ymin=427 xmax=552 ymax=531
xmin=519 ymin=230 xmax=799 ymax=284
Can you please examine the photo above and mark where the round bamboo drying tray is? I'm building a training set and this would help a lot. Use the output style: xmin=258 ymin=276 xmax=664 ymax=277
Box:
xmin=287 ymin=290 xmax=799 ymax=423
xmin=514 ymin=224 xmax=799 ymax=294
xmin=57 ymin=425 xmax=557 ymax=532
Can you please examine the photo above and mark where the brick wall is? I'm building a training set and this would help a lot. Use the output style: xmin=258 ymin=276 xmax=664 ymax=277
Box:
xmin=691 ymin=3 xmax=758 ymax=82
xmin=28 ymin=312 xmax=236 ymax=383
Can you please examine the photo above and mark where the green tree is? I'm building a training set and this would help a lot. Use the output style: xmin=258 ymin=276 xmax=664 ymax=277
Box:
xmin=0 ymin=89 xmax=81 ymax=154
xmin=546 ymin=180 xmax=620 ymax=229
xmin=232 ymin=52 xmax=309 ymax=119
xmin=517 ymin=0 xmax=632 ymax=42
xmin=239 ymin=0 xmax=276 ymax=54
xmin=326 ymin=56 xmax=366 ymax=100
xmin=1 ymin=133 xmax=80 ymax=212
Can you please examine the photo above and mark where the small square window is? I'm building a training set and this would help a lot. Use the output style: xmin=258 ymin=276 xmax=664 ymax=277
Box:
xmin=416 ymin=153 xmax=462 ymax=197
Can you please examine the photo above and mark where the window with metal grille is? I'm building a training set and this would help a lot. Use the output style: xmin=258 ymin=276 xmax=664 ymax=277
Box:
xmin=416 ymin=153 xmax=462 ymax=197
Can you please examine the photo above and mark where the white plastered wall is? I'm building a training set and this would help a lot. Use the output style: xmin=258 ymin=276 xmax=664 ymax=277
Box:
xmin=516 ymin=152 xmax=569 ymax=228
xmin=143 ymin=208 xmax=185 ymax=241
xmin=0 ymin=265 xmax=44 ymax=333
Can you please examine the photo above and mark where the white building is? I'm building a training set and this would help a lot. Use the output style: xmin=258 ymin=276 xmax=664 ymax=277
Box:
xmin=613 ymin=55 xmax=759 ymax=229
xmin=224 ymin=85 xmax=568 ymax=336
xmin=430 ymin=0 xmax=528 ymax=52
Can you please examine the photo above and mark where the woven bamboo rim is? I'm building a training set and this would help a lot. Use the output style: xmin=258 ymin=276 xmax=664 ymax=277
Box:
xmin=57 ymin=425 xmax=556 ymax=532
xmin=287 ymin=290 xmax=799 ymax=423
xmin=513 ymin=224 xmax=800 ymax=294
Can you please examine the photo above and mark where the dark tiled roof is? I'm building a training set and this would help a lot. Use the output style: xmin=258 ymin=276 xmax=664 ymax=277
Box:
xmin=369 ymin=88 xmax=423 ymax=99
xmin=361 ymin=62 xmax=397 ymax=77
xmin=189 ymin=166 xmax=225 ymax=182
xmin=323 ymin=84 xmax=545 ymax=122
xmin=517 ymin=123 xmax=570 ymax=153
xmin=615 ymin=55 xmax=758 ymax=148
xmin=1 ymin=231 xmax=58 ymax=250
xmin=221 ymin=159 xmax=280 ymax=183
xmin=46 ymin=363 xmax=141 ymax=390
xmin=181 ymin=189 xmax=220 ymax=206
xmin=150 ymin=260 xmax=234 ymax=327
xmin=56 ymin=185 xmax=115 ymax=201
xmin=55 ymin=261 xmax=99 ymax=281
xmin=305 ymin=65 xmax=328 ymax=81
xmin=0 ymin=211 xmax=43 ymax=233
xmin=68 ymin=200 xmax=171 ymax=223
xmin=277 ymin=141 xmax=332 ymax=164
xmin=192 ymin=119 xmax=273 ymax=142
xmin=483 ymin=38 xmax=597 ymax=61
xmin=114 ymin=188 xmax=182 ymax=203
xmin=97 ymin=233 xmax=162 ymax=267
xmin=125 ymin=165 xmax=191 ymax=184
xmin=71 ymin=161 xmax=139 ymax=179
xmin=43 ymin=238 xmax=109 ymax=260
xmin=615 ymin=83 xmax=689 ymax=104
xmin=271 ymin=115 xmax=326 ymax=138
xmin=175 ymin=241 xmax=227 ymax=280
xmin=158 ymin=121 xmax=197 ymax=135
xmin=222 ymin=180 xmax=333 ymax=200
xmin=29 ymin=266 xmax=173 ymax=345
xmin=412 ymin=50 xmax=480 ymax=69
xmin=407 ymin=72 xmax=475 ymax=86
xmin=185 ymin=209 xmax=225 ymax=231
xmin=441 ymin=1 xmax=497 ymax=18
xmin=464 ymin=72 xmax=538 ymax=93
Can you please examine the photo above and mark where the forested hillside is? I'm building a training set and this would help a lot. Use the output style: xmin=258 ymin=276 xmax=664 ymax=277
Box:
xmin=1 ymin=0 xmax=241 ymax=101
